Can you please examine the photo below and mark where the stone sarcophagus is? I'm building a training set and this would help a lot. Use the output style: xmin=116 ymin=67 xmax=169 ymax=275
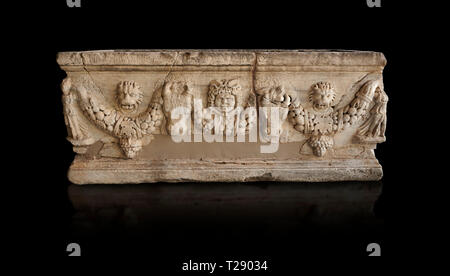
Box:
xmin=57 ymin=50 xmax=388 ymax=184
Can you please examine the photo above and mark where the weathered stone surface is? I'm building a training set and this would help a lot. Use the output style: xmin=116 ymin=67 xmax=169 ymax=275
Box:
xmin=57 ymin=50 xmax=388 ymax=184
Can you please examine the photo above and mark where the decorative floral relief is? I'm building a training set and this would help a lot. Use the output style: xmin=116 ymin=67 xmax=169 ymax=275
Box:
xmin=286 ymin=79 xmax=387 ymax=157
xmin=63 ymin=77 xmax=164 ymax=158
xmin=256 ymin=84 xmax=298 ymax=139
xmin=62 ymin=76 xmax=387 ymax=159
xmin=308 ymin=135 xmax=334 ymax=157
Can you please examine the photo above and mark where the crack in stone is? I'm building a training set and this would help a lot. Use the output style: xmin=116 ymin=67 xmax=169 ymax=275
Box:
xmin=80 ymin=53 xmax=106 ymax=97
xmin=251 ymin=52 xmax=260 ymax=140
xmin=251 ymin=52 xmax=260 ymax=109
xmin=162 ymin=51 xmax=180 ymax=85
xmin=251 ymin=52 xmax=258 ymax=97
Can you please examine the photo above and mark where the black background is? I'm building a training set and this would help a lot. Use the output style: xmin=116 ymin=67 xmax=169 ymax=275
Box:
xmin=18 ymin=0 xmax=437 ymax=268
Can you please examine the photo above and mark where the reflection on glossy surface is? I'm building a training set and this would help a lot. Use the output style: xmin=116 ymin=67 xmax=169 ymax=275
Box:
xmin=66 ymin=181 xmax=384 ymax=257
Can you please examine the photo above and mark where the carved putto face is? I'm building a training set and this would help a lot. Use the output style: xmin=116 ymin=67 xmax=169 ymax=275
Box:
xmin=208 ymin=79 xmax=240 ymax=112
xmin=309 ymin=82 xmax=336 ymax=111
xmin=116 ymin=81 xmax=144 ymax=112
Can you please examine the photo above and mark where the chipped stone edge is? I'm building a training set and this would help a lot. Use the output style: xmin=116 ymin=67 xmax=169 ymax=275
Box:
xmin=56 ymin=50 xmax=387 ymax=67
xmin=68 ymin=164 xmax=383 ymax=184
xmin=67 ymin=158 xmax=383 ymax=184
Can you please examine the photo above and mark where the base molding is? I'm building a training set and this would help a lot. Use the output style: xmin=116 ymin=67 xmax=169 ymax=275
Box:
xmin=69 ymin=157 xmax=382 ymax=184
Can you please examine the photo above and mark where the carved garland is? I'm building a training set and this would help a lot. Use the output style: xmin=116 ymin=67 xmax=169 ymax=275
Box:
xmin=259 ymin=79 xmax=387 ymax=156
xmin=62 ymin=77 xmax=387 ymax=158
xmin=62 ymin=78 xmax=164 ymax=158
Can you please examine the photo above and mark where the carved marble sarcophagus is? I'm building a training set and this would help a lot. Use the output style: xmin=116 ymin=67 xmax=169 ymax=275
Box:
xmin=57 ymin=50 xmax=388 ymax=184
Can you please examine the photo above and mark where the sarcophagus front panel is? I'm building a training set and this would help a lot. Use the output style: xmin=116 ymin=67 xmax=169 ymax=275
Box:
xmin=57 ymin=50 xmax=388 ymax=184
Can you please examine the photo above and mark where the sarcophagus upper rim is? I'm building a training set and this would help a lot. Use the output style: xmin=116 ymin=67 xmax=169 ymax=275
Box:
xmin=56 ymin=49 xmax=386 ymax=67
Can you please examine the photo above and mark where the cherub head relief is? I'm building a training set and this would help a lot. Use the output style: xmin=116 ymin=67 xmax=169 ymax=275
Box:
xmin=116 ymin=81 xmax=144 ymax=112
xmin=208 ymin=79 xmax=240 ymax=112
xmin=309 ymin=82 xmax=336 ymax=111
